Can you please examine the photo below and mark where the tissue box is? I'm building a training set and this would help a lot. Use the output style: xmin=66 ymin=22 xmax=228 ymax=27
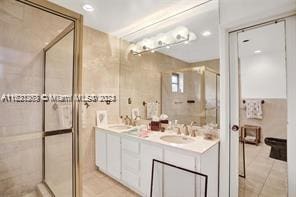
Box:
xmin=150 ymin=121 xmax=160 ymax=131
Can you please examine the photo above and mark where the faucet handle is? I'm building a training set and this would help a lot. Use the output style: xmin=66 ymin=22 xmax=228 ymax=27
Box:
xmin=191 ymin=129 xmax=197 ymax=137
xmin=183 ymin=124 xmax=189 ymax=136
xmin=176 ymin=127 xmax=181 ymax=135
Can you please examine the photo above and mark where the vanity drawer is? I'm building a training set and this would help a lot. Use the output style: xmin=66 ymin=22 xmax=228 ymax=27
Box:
xmin=122 ymin=138 xmax=140 ymax=154
xmin=122 ymin=152 xmax=140 ymax=172
xmin=122 ymin=169 xmax=140 ymax=189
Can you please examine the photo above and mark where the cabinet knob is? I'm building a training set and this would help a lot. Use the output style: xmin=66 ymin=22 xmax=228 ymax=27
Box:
xmin=232 ymin=125 xmax=239 ymax=131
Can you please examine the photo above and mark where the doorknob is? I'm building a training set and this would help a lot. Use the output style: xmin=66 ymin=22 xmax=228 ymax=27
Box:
xmin=232 ymin=125 xmax=239 ymax=131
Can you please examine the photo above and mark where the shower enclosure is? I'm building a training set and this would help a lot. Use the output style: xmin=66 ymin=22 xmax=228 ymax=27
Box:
xmin=204 ymin=69 xmax=220 ymax=126
xmin=0 ymin=0 xmax=82 ymax=196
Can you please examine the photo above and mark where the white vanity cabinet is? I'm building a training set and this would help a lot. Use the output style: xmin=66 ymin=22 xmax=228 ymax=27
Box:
xmin=163 ymin=149 xmax=197 ymax=197
xmin=121 ymin=137 xmax=141 ymax=191
xmin=95 ymin=130 xmax=121 ymax=180
xmin=95 ymin=131 xmax=107 ymax=170
xmin=106 ymin=134 xmax=121 ymax=179
xmin=140 ymin=143 xmax=163 ymax=196
xmin=95 ymin=127 xmax=219 ymax=197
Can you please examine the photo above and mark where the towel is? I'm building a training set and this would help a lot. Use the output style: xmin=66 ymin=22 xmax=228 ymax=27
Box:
xmin=58 ymin=104 xmax=72 ymax=128
xmin=245 ymin=100 xmax=263 ymax=119
xmin=96 ymin=110 xmax=108 ymax=125
xmin=146 ymin=102 xmax=159 ymax=119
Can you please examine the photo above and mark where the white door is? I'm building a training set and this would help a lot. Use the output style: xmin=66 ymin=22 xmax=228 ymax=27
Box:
xmin=229 ymin=16 xmax=296 ymax=197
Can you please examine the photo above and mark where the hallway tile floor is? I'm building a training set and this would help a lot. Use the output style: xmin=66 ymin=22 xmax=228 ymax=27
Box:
xmin=239 ymin=143 xmax=287 ymax=197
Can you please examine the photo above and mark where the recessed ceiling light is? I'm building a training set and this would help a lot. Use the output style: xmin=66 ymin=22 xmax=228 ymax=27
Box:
xmin=83 ymin=4 xmax=94 ymax=12
xmin=166 ymin=46 xmax=170 ymax=49
xmin=201 ymin=31 xmax=211 ymax=37
xmin=184 ymin=40 xmax=189 ymax=44
xmin=254 ymin=50 xmax=262 ymax=54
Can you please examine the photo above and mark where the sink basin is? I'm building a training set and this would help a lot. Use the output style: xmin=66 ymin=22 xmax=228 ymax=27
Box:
xmin=160 ymin=135 xmax=195 ymax=144
xmin=109 ymin=125 xmax=133 ymax=130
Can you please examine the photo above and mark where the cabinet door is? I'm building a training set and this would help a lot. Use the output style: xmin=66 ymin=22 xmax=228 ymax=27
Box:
xmin=107 ymin=134 xmax=121 ymax=179
xmin=163 ymin=149 xmax=196 ymax=197
xmin=95 ymin=131 xmax=107 ymax=171
xmin=140 ymin=143 xmax=163 ymax=197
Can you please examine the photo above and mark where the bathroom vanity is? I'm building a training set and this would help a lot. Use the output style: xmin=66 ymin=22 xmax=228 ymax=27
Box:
xmin=95 ymin=125 xmax=219 ymax=197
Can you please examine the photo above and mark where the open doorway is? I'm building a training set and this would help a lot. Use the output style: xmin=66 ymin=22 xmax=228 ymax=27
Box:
xmin=237 ymin=21 xmax=287 ymax=196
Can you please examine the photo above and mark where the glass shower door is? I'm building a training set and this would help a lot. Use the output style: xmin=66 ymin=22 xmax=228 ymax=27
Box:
xmin=44 ymin=26 xmax=74 ymax=196
xmin=205 ymin=70 xmax=220 ymax=125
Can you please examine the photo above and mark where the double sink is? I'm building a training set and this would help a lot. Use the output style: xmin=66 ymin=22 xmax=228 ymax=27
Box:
xmin=108 ymin=124 xmax=195 ymax=145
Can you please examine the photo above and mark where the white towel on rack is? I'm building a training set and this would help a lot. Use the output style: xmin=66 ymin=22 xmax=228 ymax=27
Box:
xmin=146 ymin=102 xmax=159 ymax=119
xmin=58 ymin=104 xmax=72 ymax=128
xmin=245 ymin=100 xmax=263 ymax=119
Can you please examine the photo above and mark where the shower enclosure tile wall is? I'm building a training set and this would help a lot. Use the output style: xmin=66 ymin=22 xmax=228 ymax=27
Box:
xmin=0 ymin=0 xmax=72 ymax=196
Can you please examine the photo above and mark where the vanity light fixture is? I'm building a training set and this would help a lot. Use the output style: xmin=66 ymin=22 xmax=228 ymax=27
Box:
xmin=254 ymin=50 xmax=262 ymax=54
xmin=201 ymin=30 xmax=211 ymax=37
xmin=83 ymin=4 xmax=94 ymax=12
xmin=129 ymin=26 xmax=196 ymax=56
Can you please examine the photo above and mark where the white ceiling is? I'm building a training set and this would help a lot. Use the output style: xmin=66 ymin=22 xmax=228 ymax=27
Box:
xmin=238 ymin=21 xmax=285 ymax=58
xmin=49 ymin=0 xmax=219 ymax=63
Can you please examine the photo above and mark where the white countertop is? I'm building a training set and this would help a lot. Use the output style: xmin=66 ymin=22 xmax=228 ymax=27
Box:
xmin=95 ymin=124 xmax=219 ymax=154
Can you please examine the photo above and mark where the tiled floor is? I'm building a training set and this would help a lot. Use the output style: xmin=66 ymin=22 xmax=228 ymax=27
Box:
xmin=22 ymin=190 xmax=38 ymax=197
xmin=83 ymin=170 xmax=140 ymax=197
xmin=239 ymin=143 xmax=287 ymax=197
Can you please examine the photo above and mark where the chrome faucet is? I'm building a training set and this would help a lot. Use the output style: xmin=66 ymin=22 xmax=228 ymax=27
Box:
xmin=190 ymin=121 xmax=198 ymax=137
xmin=176 ymin=127 xmax=181 ymax=135
xmin=132 ymin=115 xmax=141 ymax=126
xmin=190 ymin=129 xmax=197 ymax=137
xmin=190 ymin=121 xmax=198 ymax=127
xmin=124 ymin=115 xmax=132 ymax=125
xmin=183 ymin=124 xmax=189 ymax=136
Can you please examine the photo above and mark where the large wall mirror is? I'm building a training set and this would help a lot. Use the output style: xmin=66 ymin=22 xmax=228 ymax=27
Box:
xmin=119 ymin=0 xmax=220 ymax=131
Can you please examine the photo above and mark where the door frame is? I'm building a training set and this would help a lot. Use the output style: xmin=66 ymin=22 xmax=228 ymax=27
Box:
xmin=219 ymin=11 xmax=296 ymax=197
xmin=16 ymin=1 xmax=83 ymax=196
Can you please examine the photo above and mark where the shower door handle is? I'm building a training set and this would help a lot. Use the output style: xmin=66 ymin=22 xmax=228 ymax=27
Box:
xmin=231 ymin=125 xmax=239 ymax=131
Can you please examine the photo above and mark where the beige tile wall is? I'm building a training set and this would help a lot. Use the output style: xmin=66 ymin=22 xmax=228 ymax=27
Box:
xmin=162 ymin=70 xmax=202 ymax=125
xmin=119 ymin=40 xmax=190 ymax=119
xmin=161 ymin=60 xmax=220 ymax=125
xmin=190 ymin=59 xmax=220 ymax=73
xmin=240 ymin=99 xmax=287 ymax=140
xmin=0 ymin=0 xmax=72 ymax=196
xmin=80 ymin=26 xmax=120 ymax=175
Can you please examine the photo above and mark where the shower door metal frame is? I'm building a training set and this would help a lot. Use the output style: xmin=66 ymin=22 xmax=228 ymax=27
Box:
xmin=42 ymin=23 xmax=75 ymax=196
xmin=15 ymin=1 xmax=83 ymax=196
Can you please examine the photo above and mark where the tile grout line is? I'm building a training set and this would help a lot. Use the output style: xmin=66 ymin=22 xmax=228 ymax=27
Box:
xmin=257 ymin=156 xmax=275 ymax=196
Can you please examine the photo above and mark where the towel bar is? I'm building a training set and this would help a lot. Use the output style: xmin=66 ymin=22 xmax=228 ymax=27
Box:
xmin=242 ymin=100 xmax=264 ymax=104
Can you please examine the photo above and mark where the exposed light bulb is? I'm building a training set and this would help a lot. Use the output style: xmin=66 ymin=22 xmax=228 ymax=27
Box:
xmin=254 ymin=50 xmax=262 ymax=54
xmin=151 ymin=50 xmax=155 ymax=53
xmin=83 ymin=4 xmax=94 ymax=12
xmin=184 ymin=41 xmax=189 ymax=44
xmin=172 ymin=26 xmax=189 ymax=40
xmin=166 ymin=46 xmax=170 ymax=49
xmin=189 ymin=32 xmax=197 ymax=41
xmin=202 ymin=31 xmax=211 ymax=37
